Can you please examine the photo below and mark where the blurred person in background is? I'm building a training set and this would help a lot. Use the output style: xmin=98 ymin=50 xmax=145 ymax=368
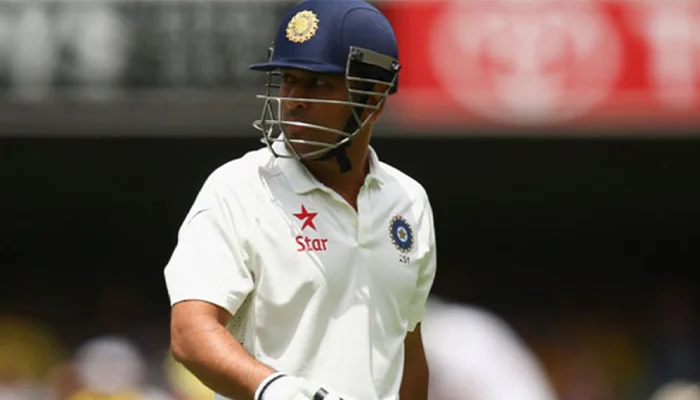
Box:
xmin=0 ymin=315 xmax=63 ymax=400
xmin=5 ymin=2 xmax=56 ymax=100
xmin=53 ymin=0 xmax=130 ymax=99
xmin=90 ymin=279 xmax=170 ymax=388
xmin=422 ymin=296 xmax=558 ymax=400
xmin=67 ymin=336 xmax=171 ymax=400
xmin=647 ymin=381 xmax=700 ymax=400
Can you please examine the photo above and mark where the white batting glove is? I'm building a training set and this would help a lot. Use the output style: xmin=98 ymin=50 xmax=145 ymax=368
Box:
xmin=255 ymin=372 xmax=347 ymax=400
xmin=254 ymin=372 xmax=309 ymax=400
xmin=307 ymin=387 xmax=354 ymax=400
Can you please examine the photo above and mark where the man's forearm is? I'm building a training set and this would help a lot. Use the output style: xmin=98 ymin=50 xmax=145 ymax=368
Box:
xmin=400 ymin=349 xmax=430 ymax=400
xmin=401 ymin=325 xmax=430 ymax=400
xmin=399 ymin=369 xmax=429 ymax=400
xmin=172 ymin=319 xmax=275 ymax=400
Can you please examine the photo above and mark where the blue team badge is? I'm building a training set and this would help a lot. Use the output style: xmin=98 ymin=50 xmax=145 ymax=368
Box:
xmin=389 ymin=215 xmax=414 ymax=253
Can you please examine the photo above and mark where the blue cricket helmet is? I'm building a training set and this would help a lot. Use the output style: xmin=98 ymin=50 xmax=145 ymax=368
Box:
xmin=250 ymin=0 xmax=400 ymax=92
xmin=250 ymin=0 xmax=401 ymax=171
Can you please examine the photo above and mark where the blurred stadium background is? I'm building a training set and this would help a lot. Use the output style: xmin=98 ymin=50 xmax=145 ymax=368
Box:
xmin=1 ymin=0 xmax=699 ymax=399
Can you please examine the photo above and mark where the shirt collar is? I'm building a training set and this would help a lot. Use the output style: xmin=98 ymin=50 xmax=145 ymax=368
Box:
xmin=271 ymin=139 xmax=385 ymax=195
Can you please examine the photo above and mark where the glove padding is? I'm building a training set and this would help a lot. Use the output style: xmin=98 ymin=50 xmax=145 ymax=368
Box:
xmin=254 ymin=372 xmax=352 ymax=400
xmin=310 ymin=388 xmax=348 ymax=400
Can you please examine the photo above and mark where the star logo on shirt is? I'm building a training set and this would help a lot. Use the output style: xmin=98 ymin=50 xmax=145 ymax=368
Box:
xmin=294 ymin=204 xmax=318 ymax=231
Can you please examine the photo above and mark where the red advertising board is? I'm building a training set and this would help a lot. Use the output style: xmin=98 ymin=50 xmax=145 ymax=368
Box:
xmin=379 ymin=0 xmax=700 ymax=131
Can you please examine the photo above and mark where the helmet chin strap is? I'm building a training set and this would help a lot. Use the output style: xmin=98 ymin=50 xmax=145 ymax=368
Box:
xmin=318 ymin=143 xmax=352 ymax=173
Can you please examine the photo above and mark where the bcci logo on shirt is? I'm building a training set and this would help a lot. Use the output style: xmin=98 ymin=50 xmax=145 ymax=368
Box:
xmin=294 ymin=204 xmax=328 ymax=252
xmin=389 ymin=215 xmax=414 ymax=254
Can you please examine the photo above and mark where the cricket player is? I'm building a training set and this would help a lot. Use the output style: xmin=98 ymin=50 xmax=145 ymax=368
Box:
xmin=163 ymin=1 xmax=436 ymax=400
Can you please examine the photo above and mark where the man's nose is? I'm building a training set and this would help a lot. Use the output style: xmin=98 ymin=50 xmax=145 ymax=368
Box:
xmin=283 ymin=84 xmax=310 ymax=110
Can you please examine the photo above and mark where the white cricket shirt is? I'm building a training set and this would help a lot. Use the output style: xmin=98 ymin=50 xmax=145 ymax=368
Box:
xmin=164 ymin=142 xmax=437 ymax=400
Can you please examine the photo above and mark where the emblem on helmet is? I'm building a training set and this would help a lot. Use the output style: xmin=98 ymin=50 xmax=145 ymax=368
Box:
xmin=286 ymin=10 xmax=320 ymax=43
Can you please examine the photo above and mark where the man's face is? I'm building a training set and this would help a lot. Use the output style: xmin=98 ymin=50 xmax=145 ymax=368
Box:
xmin=278 ymin=68 xmax=357 ymax=157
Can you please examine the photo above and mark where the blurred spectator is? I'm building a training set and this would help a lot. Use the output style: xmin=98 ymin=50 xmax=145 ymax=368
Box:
xmin=68 ymin=336 xmax=170 ymax=400
xmin=648 ymin=381 xmax=700 ymax=400
xmin=53 ymin=2 xmax=130 ymax=99
xmin=7 ymin=4 xmax=56 ymax=100
xmin=90 ymin=280 xmax=171 ymax=391
xmin=0 ymin=315 xmax=64 ymax=400
xmin=422 ymin=296 xmax=558 ymax=400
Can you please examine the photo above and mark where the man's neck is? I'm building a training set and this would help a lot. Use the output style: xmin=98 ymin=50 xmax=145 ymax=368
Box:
xmin=303 ymin=148 xmax=370 ymax=210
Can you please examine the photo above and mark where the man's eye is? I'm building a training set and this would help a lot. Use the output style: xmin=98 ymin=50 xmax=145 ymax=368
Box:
xmin=313 ymin=78 xmax=328 ymax=86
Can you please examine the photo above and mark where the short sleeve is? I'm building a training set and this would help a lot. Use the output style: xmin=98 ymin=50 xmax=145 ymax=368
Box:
xmin=406 ymin=196 xmax=437 ymax=332
xmin=163 ymin=175 xmax=254 ymax=316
